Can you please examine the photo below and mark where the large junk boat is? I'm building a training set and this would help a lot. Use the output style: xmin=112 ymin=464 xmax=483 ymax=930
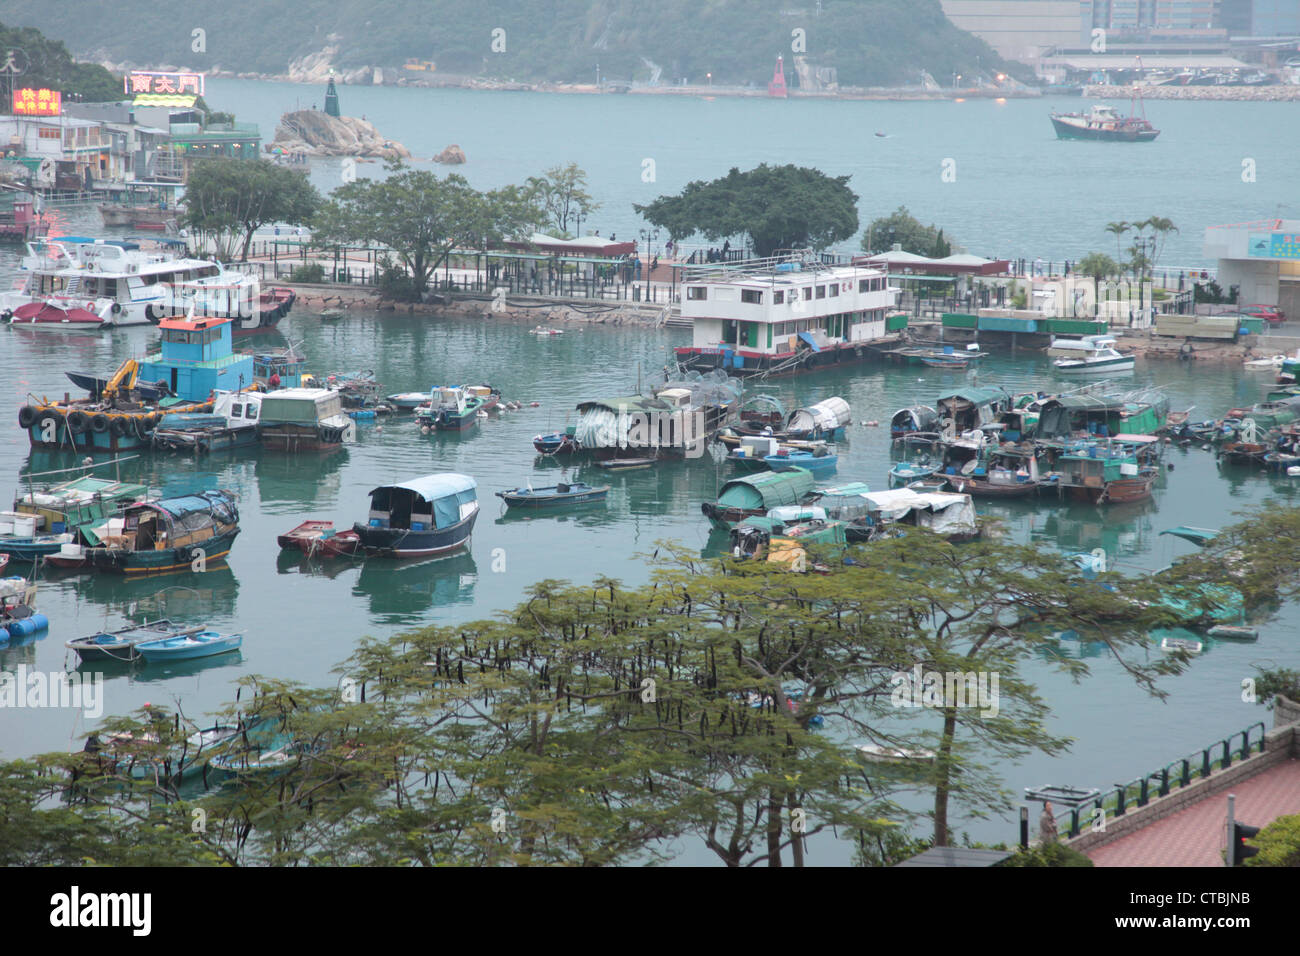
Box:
xmin=0 ymin=237 xmax=292 ymax=333
xmin=673 ymin=252 xmax=906 ymax=377
xmin=17 ymin=314 xmax=254 ymax=454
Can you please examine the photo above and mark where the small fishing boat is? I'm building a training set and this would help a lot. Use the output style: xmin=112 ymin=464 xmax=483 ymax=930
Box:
xmin=702 ymin=468 xmax=816 ymax=529
xmin=415 ymin=385 xmax=501 ymax=432
xmin=44 ymin=542 xmax=88 ymax=569
xmin=726 ymin=435 xmax=782 ymax=471
xmin=0 ymin=572 xmax=46 ymax=639
xmin=596 ymin=458 xmax=657 ymax=471
xmin=764 ymin=446 xmax=838 ymax=477
xmin=150 ymin=390 xmax=262 ymax=455
xmin=1159 ymin=635 xmax=1203 ymax=655
xmin=906 ymin=476 xmax=950 ymax=493
xmin=136 ymin=629 xmax=242 ymax=662
xmin=207 ymin=738 xmax=302 ymax=779
xmin=856 ymin=743 xmax=936 ymax=763
xmin=81 ymin=490 xmax=240 ymax=575
xmin=386 ymin=390 xmax=433 ymax=411
xmin=276 ymin=520 xmax=362 ymax=557
xmin=920 ymin=355 xmax=969 ymax=369
xmin=319 ymin=309 xmax=345 ymax=320
xmin=65 ymin=619 xmax=206 ymax=663
xmin=353 ymin=473 xmax=478 ymax=558
xmin=890 ymin=404 xmax=940 ymax=440
xmin=495 ymin=482 xmax=610 ymax=508
xmin=889 ymin=457 xmax=940 ymax=487
xmin=9 ymin=300 xmax=112 ymax=330
xmin=258 ymin=388 xmax=356 ymax=452
xmin=529 ymin=326 xmax=564 ymax=335
xmin=533 ymin=427 xmax=581 ymax=455
xmin=1244 ymin=353 xmax=1287 ymax=371
xmin=1206 ymin=624 xmax=1259 ymax=641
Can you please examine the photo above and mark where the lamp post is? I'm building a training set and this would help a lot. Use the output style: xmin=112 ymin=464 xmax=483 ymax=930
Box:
xmin=706 ymin=72 xmax=712 ymax=87
xmin=638 ymin=228 xmax=658 ymax=301
xmin=1135 ymin=235 xmax=1155 ymax=326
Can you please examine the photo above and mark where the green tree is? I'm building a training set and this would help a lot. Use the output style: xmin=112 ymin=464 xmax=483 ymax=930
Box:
xmin=182 ymin=158 xmax=321 ymax=260
xmin=635 ymin=164 xmax=859 ymax=258
xmin=526 ymin=161 xmax=600 ymax=237
xmin=1077 ymin=251 xmax=1120 ymax=316
xmin=862 ymin=206 xmax=947 ymax=256
xmin=313 ymin=160 xmax=545 ymax=302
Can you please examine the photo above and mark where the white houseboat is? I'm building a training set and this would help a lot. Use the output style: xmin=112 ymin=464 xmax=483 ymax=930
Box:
xmin=0 ymin=237 xmax=292 ymax=333
xmin=673 ymin=253 xmax=907 ymax=376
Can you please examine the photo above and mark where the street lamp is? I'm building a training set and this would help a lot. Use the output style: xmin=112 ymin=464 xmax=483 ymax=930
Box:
xmin=706 ymin=72 xmax=712 ymax=87
xmin=638 ymin=228 xmax=658 ymax=301
xmin=596 ymin=63 xmax=600 ymax=87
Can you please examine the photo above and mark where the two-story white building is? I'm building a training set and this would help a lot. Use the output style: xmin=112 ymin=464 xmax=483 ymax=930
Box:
xmin=673 ymin=255 xmax=907 ymax=376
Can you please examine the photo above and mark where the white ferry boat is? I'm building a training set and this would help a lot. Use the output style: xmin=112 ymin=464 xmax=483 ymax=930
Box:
xmin=673 ymin=253 xmax=906 ymax=376
xmin=1 ymin=237 xmax=292 ymax=333
xmin=1046 ymin=334 xmax=1118 ymax=359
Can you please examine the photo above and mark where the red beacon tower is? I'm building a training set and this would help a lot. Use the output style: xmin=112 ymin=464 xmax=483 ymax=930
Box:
xmin=768 ymin=55 xmax=788 ymax=98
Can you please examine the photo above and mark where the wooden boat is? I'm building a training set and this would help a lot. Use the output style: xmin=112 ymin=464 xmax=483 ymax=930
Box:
xmin=319 ymin=309 xmax=346 ymax=320
xmin=44 ymin=542 xmax=88 ymax=569
xmin=207 ymin=737 xmax=302 ymax=780
xmin=276 ymin=520 xmax=362 ymax=557
xmin=949 ymin=473 xmax=1041 ymax=498
xmin=353 ymin=473 xmax=478 ymax=558
xmin=258 ymin=388 xmax=356 ymax=452
xmin=2 ymin=475 xmax=149 ymax=560
xmin=82 ymin=722 xmax=242 ymax=784
xmin=596 ymin=458 xmax=657 ymax=471
xmin=81 ymin=490 xmax=240 ymax=575
xmin=1218 ymin=442 xmax=1269 ymax=466
xmin=890 ymin=404 xmax=940 ymax=440
xmin=65 ymin=619 xmax=206 ymax=663
xmin=533 ymin=428 xmax=581 ymax=455
xmin=702 ymin=468 xmax=816 ymax=529
xmin=1055 ymin=443 xmax=1157 ymax=504
xmin=136 ymin=629 xmax=242 ymax=662
xmin=764 ymin=446 xmax=837 ymax=477
xmin=495 ymin=482 xmax=610 ymax=508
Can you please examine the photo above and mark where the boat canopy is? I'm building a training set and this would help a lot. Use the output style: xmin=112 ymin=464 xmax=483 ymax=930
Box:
xmin=714 ymin=468 xmax=815 ymax=512
xmin=786 ymin=397 xmax=851 ymax=433
xmin=368 ymin=473 xmax=477 ymax=530
xmin=891 ymin=405 xmax=939 ymax=432
xmin=259 ymin=388 xmax=344 ymax=423
xmin=574 ymin=395 xmax=670 ymax=449
xmin=809 ymin=482 xmax=874 ymax=520
xmin=128 ymin=490 xmax=238 ymax=531
xmin=862 ymin=488 xmax=977 ymax=537
xmin=937 ymin=386 xmax=1011 ymax=411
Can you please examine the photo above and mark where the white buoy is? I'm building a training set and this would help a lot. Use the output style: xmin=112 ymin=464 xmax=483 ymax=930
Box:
xmin=1288 ymin=465 xmax=1300 ymax=477
xmin=420 ymin=425 xmax=430 ymax=434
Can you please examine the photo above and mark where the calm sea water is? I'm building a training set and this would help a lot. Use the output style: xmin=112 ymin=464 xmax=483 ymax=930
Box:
xmin=212 ymin=78 xmax=1300 ymax=267
xmin=2 ymin=86 xmax=1298 ymax=861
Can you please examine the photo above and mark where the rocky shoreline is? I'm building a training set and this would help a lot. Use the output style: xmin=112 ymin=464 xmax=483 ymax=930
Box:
xmin=1084 ymin=83 xmax=1300 ymax=101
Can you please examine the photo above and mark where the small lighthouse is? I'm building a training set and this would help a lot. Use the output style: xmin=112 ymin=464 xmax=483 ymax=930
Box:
xmin=324 ymin=69 xmax=341 ymax=117
xmin=768 ymin=55 xmax=788 ymax=98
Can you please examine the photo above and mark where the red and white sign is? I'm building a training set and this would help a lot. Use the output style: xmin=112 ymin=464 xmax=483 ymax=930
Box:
xmin=12 ymin=88 xmax=61 ymax=116
xmin=125 ymin=71 xmax=205 ymax=95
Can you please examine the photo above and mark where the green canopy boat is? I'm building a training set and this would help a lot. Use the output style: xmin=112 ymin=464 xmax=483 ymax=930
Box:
xmin=701 ymin=468 xmax=815 ymax=529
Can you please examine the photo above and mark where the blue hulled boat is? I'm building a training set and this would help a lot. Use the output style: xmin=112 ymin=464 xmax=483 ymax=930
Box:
xmin=136 ymin=629 xmax=242 ymax=662
xmin=353 ymin=473 xmax=478 ymax=558
xmin=496 ymin=481 xmax=610 ymax=509
xmin=765 ymin=447 xmax=838 ymax=477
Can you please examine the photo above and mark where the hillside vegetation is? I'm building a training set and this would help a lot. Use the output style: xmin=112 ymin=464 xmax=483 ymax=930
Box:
xmin=0 ymin=0 xmax=1021 ymax=88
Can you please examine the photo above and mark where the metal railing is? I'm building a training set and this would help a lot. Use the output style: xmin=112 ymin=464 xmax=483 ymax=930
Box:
xmin=1057 ymin=721 xmax=1268 ymax=838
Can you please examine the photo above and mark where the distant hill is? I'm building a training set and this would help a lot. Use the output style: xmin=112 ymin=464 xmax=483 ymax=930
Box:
xmin=0 ymin=0 xmax=1025 ymax=88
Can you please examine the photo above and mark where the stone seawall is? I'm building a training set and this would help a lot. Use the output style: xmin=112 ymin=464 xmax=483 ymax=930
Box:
xmin=282 ymin=284 xmax=672 ymax=328
xmin=1085 ymin=84 xmax=1300 ymax=101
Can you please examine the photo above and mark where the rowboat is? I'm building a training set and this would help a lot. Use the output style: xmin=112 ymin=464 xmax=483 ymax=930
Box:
xmin=65 ymin=619 xmax=207 ymax=663
xmin=764 ymin=446 xmax=837 ymax=477
xmin=495 ymin=482 xmax=610 ymax=508
xmin=889 ymin=458 xmax=940 ymax=487
xmin=276 ymin=520 xmax=362 ymax=557
xmin=595 ymin=458 xmax=657 ymax=471
xmin=135 ymin=629 xmax=242 ymax=662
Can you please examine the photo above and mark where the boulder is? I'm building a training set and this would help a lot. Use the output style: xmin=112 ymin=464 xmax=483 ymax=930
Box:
xmin=433 ymin=144 xmax=467 ymax=164
xmin=268 ymin=109 xmax=411 ymax=159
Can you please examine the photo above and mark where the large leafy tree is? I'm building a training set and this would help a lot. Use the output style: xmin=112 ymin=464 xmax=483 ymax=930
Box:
xmin=862 ymin=205 xmax=950 ymax=256
xmin=313 ymin=161 xmax=545 ymax=301
xmin=0 ymin=22 xmax=121 ymax=102
xmin=635 ymin=164 xmax=859 ymax=258
xmin=182 ymin=158 xmax=321 ymax=260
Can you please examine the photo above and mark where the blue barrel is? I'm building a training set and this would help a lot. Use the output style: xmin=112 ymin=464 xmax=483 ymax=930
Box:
xmin=7 ymin=613 xmax=48 ymax=637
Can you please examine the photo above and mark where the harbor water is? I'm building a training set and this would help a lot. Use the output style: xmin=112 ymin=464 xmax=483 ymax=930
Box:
xmin=3 ymin=83 xmax=1299 ymax=860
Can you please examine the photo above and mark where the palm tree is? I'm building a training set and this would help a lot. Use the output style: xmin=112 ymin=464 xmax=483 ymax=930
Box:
xmin=1078 ymin=252 xmax=1120 ymax=317
xmin=1105 ymin=221 xmax=1130 ymax=261
xmin=1143 ymin=215 xmax=1179 ymax=282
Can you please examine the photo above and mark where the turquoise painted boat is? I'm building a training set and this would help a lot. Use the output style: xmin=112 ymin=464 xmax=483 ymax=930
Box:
xmin=765 ymin=447 xmax=837 ymax=477
xmin=136 ymin=629 xmax=242 ymax=662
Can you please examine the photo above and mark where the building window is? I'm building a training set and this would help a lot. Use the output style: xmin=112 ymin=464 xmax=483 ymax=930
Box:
xmin=802 ymin=287 xmax=812 ymax=300
xmin=815 ymin=285 xmax=826 ymax=299
xmin=772 ymin=290 xmax=784 ymax=304
xmin=741 ymin=289 xmax=763 ymax=304
xmin=827 ymin=283 xmax=839 ymax=297
xmin=687 ymin=286 xmax=707 ymax=300
xmin=39 ymin=127 xmax=60 ymax=140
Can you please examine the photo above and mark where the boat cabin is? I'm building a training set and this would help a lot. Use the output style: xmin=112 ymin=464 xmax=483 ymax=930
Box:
xmin=936 ymin=387 xmax=1012 ymax=435
xmin=90 ymin=490 xmax=239 ymax=552
xmin=136 ymin=315 xmax=255 ymax=402
xmin=364 ymin=474 xmax=478 ymax=532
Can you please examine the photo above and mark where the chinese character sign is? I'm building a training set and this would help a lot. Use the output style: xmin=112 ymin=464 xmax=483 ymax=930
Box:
xmin=125 ymin=71 xmax=205 ymax=96
xmin=12 ymin=88 xmax=60 ymax=115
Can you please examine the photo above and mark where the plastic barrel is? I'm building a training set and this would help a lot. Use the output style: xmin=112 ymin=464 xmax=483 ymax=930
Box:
xmin=7 ymin=614 xmax=48 ymax=637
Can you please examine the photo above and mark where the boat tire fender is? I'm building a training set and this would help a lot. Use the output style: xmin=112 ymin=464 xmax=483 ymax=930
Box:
xmin=90 ymin=413 xmax=110 ymax=433
xmin=145 ymin=304 xmax=162 ymax=323
xmin=67 ymin=410 xmax=90 ymax=433
xmin=111 ymin=303 xmax=122 ymax=315
xmin=133 ymin=416 xmax=151 ymax=440
xmin=17 ymin=406 xmax=36 ymax=429
xmin=109 ymin=416 xmax=129 ymax=437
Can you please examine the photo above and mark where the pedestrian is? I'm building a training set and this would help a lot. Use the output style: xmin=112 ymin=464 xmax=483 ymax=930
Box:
xmin=651 ymin=254 xmax=659 ymax=272
xmin=1040 ymin=802 xmax=1058 ymax=843
xmin=275 ymin=226 xmax=281 ymax=237
xmin=610 ymin=232 xmax=616 ymax=241
xmin=268 ymin=371 xmax=281 ymax=389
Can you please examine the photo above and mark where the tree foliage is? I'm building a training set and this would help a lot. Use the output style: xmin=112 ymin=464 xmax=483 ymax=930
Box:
xmin=526 ymin=162 xmax=599 ymax=237
xmin=313 ymin=160 xmax=545 ymax=301
xmin=5 ymin=504 xmax=1300 ymax=866
xmin=0 ymin=22 xmax=121 ymax=102
xmin=635 ymin=164 xmax=859 ymax=258
xmin=182 ymin=158 xmax=321 ymax=260
xmin=862 ymin=206 xmax=950 ymax=256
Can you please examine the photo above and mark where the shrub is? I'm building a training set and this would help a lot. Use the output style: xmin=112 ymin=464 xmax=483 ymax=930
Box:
xmin=998 ymin=842 xmax=1094 ymax=867
xmin=1244 ymin=813 xmax=1300 ymax=867
xmin=289 ymin=263 xmax=325 ymax=283
xmin=376 ymin=261 xmax=422 ymax=302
